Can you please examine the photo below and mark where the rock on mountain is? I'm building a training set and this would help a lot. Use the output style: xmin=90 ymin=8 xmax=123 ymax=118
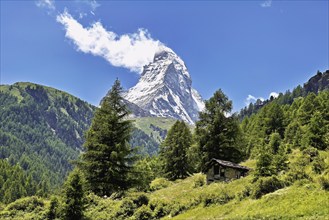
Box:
xmin=123 ymin=46 xmax=205 ymax=124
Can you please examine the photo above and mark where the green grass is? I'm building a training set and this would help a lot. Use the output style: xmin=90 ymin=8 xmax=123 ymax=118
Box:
xmin=1 ymin=151 xmax=328 ymax=220
xmin=172 ymin=182 xmax=329 ymax=220
xmin=133 ymin=117 xmax=177 ymax=142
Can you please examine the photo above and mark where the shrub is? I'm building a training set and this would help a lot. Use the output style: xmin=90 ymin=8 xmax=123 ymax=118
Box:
xmin=202 ymin=190 xmax=233 ymax=207
xmin=302 ymin=147 xmax=319 ymax=161
xmin=283 ymin=169 xmax=309 ymax=185
xmin=109 ymin=191 xmax=125 ymax=200
xmin=134 ymin=205 xmax=153 ymax=220
xmin=149 ymin=178 xmax=171 ymax=191
xmin=132 ymin=193 xmax=149 ymax=208
xmin=237 ymin=185 xmax=252 ymax=201
xmin=115 ymin=199 xmax=136 ymax=219
xmin=193 ymin=173 xmax=205 ymax=188
xmin=169 ymin=203 xmax=186 ymax=217
xmin=6 ymin=196 xmax=44 ymax=212
xmin=312 ymin=157 xmax=326 ymax=174
xmin=149 ymin=199 xmax=170 ymax=218
xmin=0 ymin=203 xmax=5 ymax=211
xmin=46 ymin=196 xmax=59 ymax=220
xmin=318 ymin=174 xmax=329 ymax=191
xmin=251 ymin=176 xmax=284 ymax=199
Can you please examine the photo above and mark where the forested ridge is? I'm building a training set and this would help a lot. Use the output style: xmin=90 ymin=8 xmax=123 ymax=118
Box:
xmin=0 ymin=70 xmax=328 ymax=219
xmin=0 ymin=82 xmax=172 ymax=203
xmin=0 ymin=82 xmax=95 ymax=203
xmin=239 ymin=70 xmax=329 ymax=119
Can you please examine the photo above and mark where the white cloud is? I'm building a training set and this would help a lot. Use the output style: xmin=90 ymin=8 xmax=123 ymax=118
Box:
xmin=56 ymin=11 xmax=164 ymax=73
xmin=36 ymin=0 xmax=55 ymax=10
xmin=260 ymin=0 xmax=272 ymax=8
xmin=245 ymin=94 xmax=264 ymax=105
xmin=269 ymin=92 xmax=279 ymax=99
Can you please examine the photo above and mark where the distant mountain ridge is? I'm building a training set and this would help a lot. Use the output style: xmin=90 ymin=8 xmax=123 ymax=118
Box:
xmin=123 ymin=46 xmax=205 ymax=124
xmin=239 ymin=70 xmax=329 ymax=119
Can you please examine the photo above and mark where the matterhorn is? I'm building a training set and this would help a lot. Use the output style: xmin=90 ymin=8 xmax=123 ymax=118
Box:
xmin=123 ymin=46 xmax=205 ymax=124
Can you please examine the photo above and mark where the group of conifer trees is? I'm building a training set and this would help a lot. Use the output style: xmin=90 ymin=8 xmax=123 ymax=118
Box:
xmin=61 ymin=79 xmax=245 ymax=219
xmin=12 ymin=77 xmax=327 ymax=219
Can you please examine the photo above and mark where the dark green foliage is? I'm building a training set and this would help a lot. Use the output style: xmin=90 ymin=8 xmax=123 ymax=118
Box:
xmin=263 ymin=103 xmax=285 ymax=137
xmin=254 ymin=152 xmax=275 ymax=178
xmin=304 ymin=111 xmax=328 ymax=150
xmin=284 ymin=120 xmax=303 ymax=147
xmin=134 ymin=205 xmax=153 ymax=220
xmin=131 ymin=128 xmax=159 ymax=156
xmin=0 ymin=82 xmax=94 ymax=198
xmin=297 ymin=93 xmax=319 ymax=125
xmin=0 ymin=159 xmax=38 ymax=204
xmin=242 ymin=90 xmax=329 ymax=163
xmin=132 ymin=194 xmax=149 ymax=208
xmin=63 ymin=169 xmax=86 ymax=220
xmin=46 ymin=196 xmax=59 ymax=220
xmin=80 ymin=79 xmax=135 ymax=196
xmin=5 ymin=196 xmax=44 ymax=212
xmin=149 ymin=199 xmax=170 ymax=219
xmin=318 ymin=174 xmax=329 ymax=191
xmin=312 ymin=157 xmax=326 ymax=174
xmin=283 ymin=153 xmax=311 ymax=184
xmin=160 ymin=121 xmax=192 ymax=180
xmin=268 ymin=132 xmax=281 ymax=154
xmin=115 ymin=199 xmax=135 ymax=219
xmin=239 ymin=70 xmax=329 ymax=119
xmin=202 ymin=189 xmax=233 ymax=207
xmin=133 ymin=156 xmax=163 ymax=191
xmin=149 ymin=178 xmax=171 ymax=191
xmin=251 ymin=176 xmax=284 ymax=199
xmin=196 ymin=89 xmax=244 ymax=169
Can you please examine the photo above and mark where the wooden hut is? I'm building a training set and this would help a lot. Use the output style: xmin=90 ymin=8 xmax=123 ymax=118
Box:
xmin=203 ymin=158 xmax=250 ymax=184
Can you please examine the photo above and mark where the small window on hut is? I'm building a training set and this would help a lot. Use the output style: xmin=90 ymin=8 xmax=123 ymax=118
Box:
xmin=214 ymin=165 xmax=219 ymax=175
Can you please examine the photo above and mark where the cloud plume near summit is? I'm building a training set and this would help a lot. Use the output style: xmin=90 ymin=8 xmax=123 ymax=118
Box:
xmin=56 ymin=11 xmax=164 ymax=73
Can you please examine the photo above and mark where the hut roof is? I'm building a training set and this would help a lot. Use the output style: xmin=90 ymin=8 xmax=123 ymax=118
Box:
xmin=203 ymin=158 xmax=250 ymax=172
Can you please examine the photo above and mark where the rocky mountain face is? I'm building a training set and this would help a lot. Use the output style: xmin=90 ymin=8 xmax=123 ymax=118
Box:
xmin=123 ymin=46 xmax=205 ymax=124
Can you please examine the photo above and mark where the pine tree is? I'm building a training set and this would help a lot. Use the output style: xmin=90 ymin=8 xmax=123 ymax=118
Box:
xmin=63 ymin=169 xmax=86 ymax=220
xmin=305 ymin=111 xmax=327 ymax=150
xmin=160 ymin=121 xmax=192 ymax=180
xmin=195 ymin=89 xmax=243 ymax=169
xmin=264 ymin=103 xmax=285 ymax=137
xmin=80 ymin=79 xmax=134 ymax=196
xmin=255 ymin=151 xmax=275 ymax=178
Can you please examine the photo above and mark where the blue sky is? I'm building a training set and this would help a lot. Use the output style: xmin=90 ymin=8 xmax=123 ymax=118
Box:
xmin=1 ymin=0 xmax=328 ymax=112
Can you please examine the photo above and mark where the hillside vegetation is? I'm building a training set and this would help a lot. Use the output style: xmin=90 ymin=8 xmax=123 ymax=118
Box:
xmin=0 ymin=82 xmax=94 ymax=202
xmin=0 ymin=70 xmax=328 ymax=219
xmin=0 ymin=82 xmax=176 ymax=203
xmin=0 ymin=150 xmax=328 ymax=219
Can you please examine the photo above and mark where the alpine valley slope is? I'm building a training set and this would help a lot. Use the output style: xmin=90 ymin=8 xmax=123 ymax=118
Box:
xmin=123 ymin=46 xmax=205 ymax=124
xmin=0 ymin=82 xmax=175 ymax=195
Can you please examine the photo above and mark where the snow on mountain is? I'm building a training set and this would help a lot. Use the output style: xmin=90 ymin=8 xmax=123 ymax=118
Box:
xmin=123 ymin=46 xmax=205 ymax=124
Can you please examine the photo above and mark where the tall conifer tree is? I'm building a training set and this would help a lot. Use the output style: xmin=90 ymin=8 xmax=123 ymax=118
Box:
xmin=160 ymin=121 xmax=192 ymax=180
xmin=80 ymin=79 xmax=133 ymax=196
xmin=195 ymin=89 xmax=243 ymax=169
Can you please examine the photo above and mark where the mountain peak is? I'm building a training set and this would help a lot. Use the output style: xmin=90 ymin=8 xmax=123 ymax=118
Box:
xmin=123 ymin=47 xmax=204 ymax=124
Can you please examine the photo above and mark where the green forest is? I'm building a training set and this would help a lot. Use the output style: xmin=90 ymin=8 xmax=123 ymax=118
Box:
xmin=0 ymin=70 xmax=328 ymax=219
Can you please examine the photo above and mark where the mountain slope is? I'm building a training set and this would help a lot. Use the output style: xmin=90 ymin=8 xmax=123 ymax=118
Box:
xmin=0 ymin=82 xmax=176 ymax=191
xmin=239 ymin=69 xmax=329 ymax=119
xmin=0 ymin=82 xmax=95 ymax=190
xmin=124 ymin=46 xmax=204 ymax=124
